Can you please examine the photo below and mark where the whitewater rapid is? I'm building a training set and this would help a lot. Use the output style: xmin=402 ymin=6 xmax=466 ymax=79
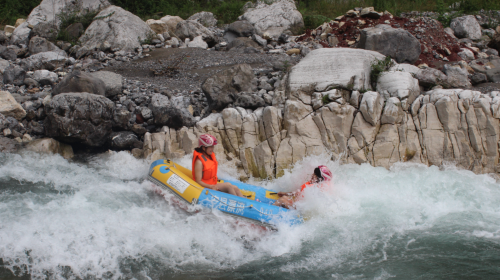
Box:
xmin=1 ymin=151 xmax=500 ymax=279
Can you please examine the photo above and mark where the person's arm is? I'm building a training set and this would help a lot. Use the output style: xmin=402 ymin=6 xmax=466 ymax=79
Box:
xmin=194 ymin=159 xmax=218 ymax=190
xmin=277 ymin=191 xmax=295 ymax=197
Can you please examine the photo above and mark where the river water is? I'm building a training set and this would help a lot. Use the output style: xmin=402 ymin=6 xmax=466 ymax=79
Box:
xmin=1 ymin=151 xmax=499 ymax=279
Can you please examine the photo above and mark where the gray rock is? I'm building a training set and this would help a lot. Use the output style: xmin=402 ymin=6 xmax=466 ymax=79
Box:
xmin=486 ymin=60 xmax=500 ymax=83
xmin=0 ymin=58 xmax=9 ymax=74
xmin=44 ymin=92 xmax=115 ymax=147
xmin=358 ymin=24 xmax=421 ymax=64
xmin=0 ymin=31 xmax=7 ymax=44
xmin=3 ymin=66 xmax=26 ymax=86
xmin=360 ymin=7 xmax=382 ymax=19
xmin=175 ymin=20 xmax=216 ymax=46
xmin=89 ymin=71 xmax=123 ymax=97
xmin=113 ymin=107 xmax=132 ymax=129
xmin=24 ymin=78 xmax=39 ymax=88
xmin=10 ymin=22 xmax=31 ymax=45
xmin=485 ymin=48 xmax=499 ymax=56
xmin=188 ymin=11 xmax=217 ymax=27
xmin=64 ymin=23 xmax=84 ymax=41
xmin=109 ymin=131 xmax=141 ymax=150
xmin=489 ymin=33 xmax=500 ymax=53
xmin=187 ymin=36 xmax=208 ymax=49
xmin=252 ymin=34 xmax=267 ymax=47
xmin=53 ymin=70 xmax=106 ymax=96
xmin=442 ymin=64 xmax=471 ymax=88
xmin=202 ymin=63 xmax=256 ymax=111
xmin=0 ymin=136 xmax=20 ymax=153
xmin=470 ymin=72 xmax=487 ymax=85
xmin=0 ymin=46 xmax=17 ymax=61
xmin=450 ymin=15 xmax=482 ymax=40
xmin=22 ymin=51 xmax=69 ymax=71
xmin=140 ymin=107 xmax=153 ymax=119
xmin=151 ymin=93 xmax=195 ymax=129
xmin=239 ymin=0 xmax=304 ymax=39
xmin=224 ymin=20 xmax=255 ymax=43
xmin=234 ymin=94 xmax=266 ymax=109
xmin=29 ymin=36 xmax=65 ymax=55
xmin=227 ymin=37 xmax=261 ymax=52
xmin=32 ymin=70 xmax=58 ymax=85
xmin=79 ymin=5 xmax=154 ymax=52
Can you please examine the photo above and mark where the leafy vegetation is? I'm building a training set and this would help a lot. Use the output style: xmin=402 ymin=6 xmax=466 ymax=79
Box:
xmin=56 ymin=7 xmax=99 ymax=43
xmin=2 ymin=0 xmax=500 ymax=30
xmin=370 ymin=56 xmax=395 ymax=88
xmin=0 ymin=0 xmax=39 ymax=26
xmin=304 ymin=15 xmax=332 ymax=30
xmin=110 ymin=0 xmax=247 ymax=25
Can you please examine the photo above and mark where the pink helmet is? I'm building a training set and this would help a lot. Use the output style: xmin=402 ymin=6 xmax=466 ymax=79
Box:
xmin=318 ymin=165 xmax=332 ymax=181
xmin=199 ymin=134 xmax=218 ymax=147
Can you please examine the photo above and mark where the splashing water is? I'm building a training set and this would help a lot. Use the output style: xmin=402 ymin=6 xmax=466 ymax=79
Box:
xmin=1 ymin=151 xmax=500 ymax=279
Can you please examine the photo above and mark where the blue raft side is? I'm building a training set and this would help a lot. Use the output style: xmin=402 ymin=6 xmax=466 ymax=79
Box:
xmin=150 ymin=159 xmax=166 ymax=170
xmin=197 ymin=189 xmax=303 ymax=226
xmin=221 ymin=178 xmax=277 ymax=205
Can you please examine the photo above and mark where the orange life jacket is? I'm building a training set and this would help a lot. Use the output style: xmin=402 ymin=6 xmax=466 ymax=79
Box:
xmin=300 ymin=182 xmax=312 ymax=192
xmin=192 ymin=150 xmax=218 ymax=185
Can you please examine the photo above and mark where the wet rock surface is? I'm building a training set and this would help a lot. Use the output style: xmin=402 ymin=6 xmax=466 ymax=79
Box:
xmin=1 ymin=3 xmax=500 ymax=179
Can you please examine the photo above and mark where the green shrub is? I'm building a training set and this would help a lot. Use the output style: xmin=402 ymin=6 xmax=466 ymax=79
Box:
xmin=56 ymin=7 xmax=99 ymax=43
xmin=0 ymin=0 xmax=39 ymax=26
xmin=303 ymin=15 xmax=331 ymax=30
xmin=370 ymin=56 xmax=394 ymax=88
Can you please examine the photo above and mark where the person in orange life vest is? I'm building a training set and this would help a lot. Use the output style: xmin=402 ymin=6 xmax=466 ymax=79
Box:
xmin=192 ymin=134 xmax=244 ymax=197
xmin=273 ymin=165 xmax=333 ymax=209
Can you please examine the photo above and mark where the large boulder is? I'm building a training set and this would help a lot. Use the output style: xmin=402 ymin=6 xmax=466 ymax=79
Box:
xmin=29 ymin=36 xmax=65 ymax=55
xmin=26 ymin=138 xmax=74 ymax=159
xmin=160 ymin=15 xmax=183 ymax=35
xmin=89 ymin=71 xmax=123 ymax=97
xmin=175 ymin=20 xmax=215 ymax=45
xmin=44 ymin=92 xmax=115 ymax=146
xmin=227 ymin=37 xmax=261 ymax=53
xmin=202 ymin=63 xmax=256 ymax=111
xmin=79 ymin=5 xmax=154 ymax=52
xmin=151 ymin=93 xmax=195 ymax=129
xmin=0 ymin=91 xmax=26 ymax=120
xmin=188 ymin=11 xmax=217 ymax=27
xmin=0 ymin=58 xmax=9 ymax=72
xmin=53 ymin=70 xmax=106 ymax=96
xmin=224 ymin=20 xmax=255 ymax=43
xmin=26 ymin=0 xmax=110 ymax=39
xmin=146 ymin=19 xmax=169 ymax=34
xmin=450 ymin=15 xmax=482 ymax=40
xmin=10 ymin=22 xmax=31 ymax=46
xmin=358 ymin=24 xmax=421 ymax=64
xmin=442 ymin=64 xmax=471 ymax=88
xmin=0 ymin=46 xmax=17 ymax=61
xmin=187 ymin=36 xmax=208 ymax=49
xmin=22 ymin=51 xmax=69 ymax=71
xmin=239 ymin=0 xmax=304 ymax=39
xmin=288 ymin=48 xmax=385 ymax=104
xmin=2 ymin=65 xmax=26 ymax=86
xmin=488 ymin=33 xmax=500 ymax=53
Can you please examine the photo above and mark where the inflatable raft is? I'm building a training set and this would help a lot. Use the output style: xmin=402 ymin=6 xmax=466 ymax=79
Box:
xmin=148 ymin=159 xmax=303 ymax=228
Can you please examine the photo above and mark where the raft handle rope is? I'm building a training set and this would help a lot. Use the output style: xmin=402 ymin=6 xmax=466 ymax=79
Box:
xmin=205 ymin=191 xmax=284 ymax=216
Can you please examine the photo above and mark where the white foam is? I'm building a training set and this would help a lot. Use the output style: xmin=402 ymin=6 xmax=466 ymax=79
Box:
xmin=1 ymin=151 xmax=500 ymax=278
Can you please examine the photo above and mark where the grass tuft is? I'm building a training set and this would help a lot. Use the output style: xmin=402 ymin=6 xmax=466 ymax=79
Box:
xmin=370 ymin=56 xmax=394 ymax=89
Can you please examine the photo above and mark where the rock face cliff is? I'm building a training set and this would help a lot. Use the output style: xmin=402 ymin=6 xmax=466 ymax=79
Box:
xmin=144 ymin=49 xmax=500 ymax=179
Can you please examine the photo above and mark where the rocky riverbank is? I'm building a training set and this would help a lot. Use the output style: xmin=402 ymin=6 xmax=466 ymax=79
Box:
xmin=1 ymin=0 xmax=500 ymax=180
